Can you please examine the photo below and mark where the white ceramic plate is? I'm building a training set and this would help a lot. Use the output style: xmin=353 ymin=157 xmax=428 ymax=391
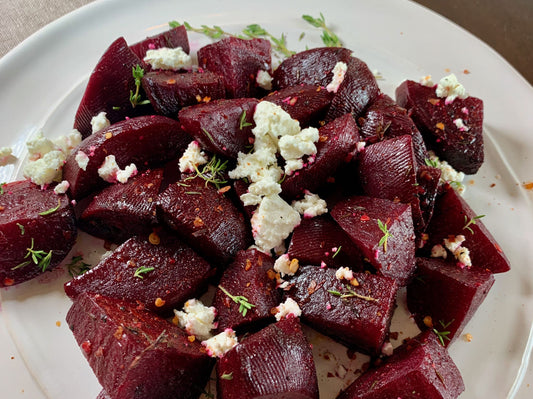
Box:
xmin=1 ymin=0 xmax=532 ymax=398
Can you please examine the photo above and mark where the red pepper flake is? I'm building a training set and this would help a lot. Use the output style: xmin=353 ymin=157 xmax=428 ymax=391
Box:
xmin=490 ymin=183 xmax=496 ymax=188
xmin=215 ymin=205 xmax=224 ymax=212
xmin=193 ymin=216 xmax=204 ymax=228
xmin=55 ymin=321 xmax=61 ymax=327
xmin=266 ymin=268 xmax=279 ymax=280
xmin=522 ymin=181 xmax=533 ymax=190
xmin=444 ymin=68 xmax=451 ymax=73
xmin=3 ymin=277 xmax=14 ymax=286
xmin=360 ymin=214 xmax=370 ymax=222
xmin=463 ymin=69 xmax=471 ymax=75
xmin=245 ymin=259 xmax=252 ymax=271
xmin=154 ymin=297 xmax=166 ymax=307
xmin=114 ymin=326 xmax=124 ymax=340
xmin=435 ymin=122 xmax=445 ymax=130
xmin=494 ymin=243 xmax=503 ymax=253
xmin=105 ymin=132 xmax=113 ymax=139
xmin=166 ymin=78 xmax=176 ymax=85
xmin=319 ymin=135 xmax=329 ymax=142
xmin=148 ymin=232 xmax=160 ymax=245
xmin=81 ymin=340 xmax=92 ymax=355
xmin=428 ymin=98 xmax=440 ymax=105
xmin=188 ymin=335 xmax=196 ymax=343
xmin=218 ymin=186 xmax=231 ymax=194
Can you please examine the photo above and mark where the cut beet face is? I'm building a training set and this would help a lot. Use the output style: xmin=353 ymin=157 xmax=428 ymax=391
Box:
xmin=178 ymin=98 xmax=258 ymax=159
xmin=213 ymin=248 xmax=281 ymax=333
xmin=287 ymin=266 xmax=398 ymax=355
xmin=216 ymin=317 xmax=319 ymax=399
xmin=73 ymin=37 xmax=151 ymax=138
xmin=331 ymin=195 xmax=416 ymax=285
xmin=64 ymin=232 xmax=212 ymax=315
xmin=129 ymin=25 xmax=190 ymax=62
xmin=197 ymin=37 xmax=272 ymax=98
xmin=63 ymin=115 xmax=190 ymax=200
xmin=0 ymin=180 xmax=77 ymax=287
xmin=407 ymin=257 xmax=494 ymax=346
xmin=416 ymin=165 xmax=442 ymax=228
xmin=142 ymin=70 xmax=225 ymax=116
xmin=338 ymin=330 xmax=465 ymax=399
xmin=395 ymin=79 xmax=484 ymax=174
xmin=66 ymin=292 xmax=214 ymax=399
xmin=421 ymin=185 xmax=511 ymax=273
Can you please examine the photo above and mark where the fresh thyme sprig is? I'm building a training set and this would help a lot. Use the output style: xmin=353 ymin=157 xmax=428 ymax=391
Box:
xmin=66 ymin=255 xmax=91 ymax=277
xmin=218 ymin=285 xmax=255 ymax=317
xmin=39 ymin=199 xmax=61 ymax=216
xmin=433 ymin=319 xmax=454 ymax=346
xmin=239 ymin=110 xmax=252 ymax=130
xmin=220 ymin=372 xmax=233 ymax=380
xmin=328 ymin=285 xmax=377 ymax=302
xmin=302 ymin=13 xmax=342 ymax=47
xmin=16 ymin=223 xmax=25 ymax=235
xmin=185 ymin=155 xmax=229 ymax=189
xmin=130 ymin=65 xmax=151 ymax=108
xmin=12 ymin=238 xmax=53 ymax=272
xmin=463 ymin=214 xmax=485 ymax=234
xmin=331 ymin=246 xmax=342 ymax=259
xmin=377 ymin=219 xmax=393 ymax=253
xmin=134 ymin=266 xmax=155 ymax=279
xmin=424 ymin=158 xmax=440 ymax=168
xmin=0 ymin=182 xmax=5 ymax=194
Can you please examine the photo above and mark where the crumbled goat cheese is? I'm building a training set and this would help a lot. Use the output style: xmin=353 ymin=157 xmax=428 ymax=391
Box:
xmin=75 ymin=151 xmax=90 ymax=171
xmin=54 ymin=180 xmax=70 ymax=194
xmin=356 ymin=141 xmax=366 ymax=152
xmin=278 ymin=127 xmax=319 ymax=175
xmin=97 ymin=155 xmax=137 ymax=184
xmin=256 ymin=69 xmax=273 ymax=90
xmin=291 ymin=191 xmax=328 ymax=218
xmin=428 ymin=151 xmax=465 ymax=195
xmin=274 ymin=254 xmax=299 ymax=277
xmin=453 ymin=118 xmax=470 ymax=131
xmin=179 ymin=141 xmax=209 ymax=173
xmin=26 ymin=132 xmax=56 ymax=161
xmin=444 ymin=235 xmax=466 ymax=253
xmin=275 ymin=297 xmax=302 ymax=321
xmin=23 ymin=150 xmax=66 ymax=186
xmin=455 ymin=246 xmax=472 ymax=267
xmin=326 ymin=61 xmax=348 ymax=93
xmin=381 ymin=341 xmax=394 ymax=356
xmin=91 ymin=112 xmax=111 ymax=133
xmin=335 ymin=267 xmax=354 ymax=281
xmin=143 ymin=47 xmax=192 ymax=70
xmin=0 ymin=147 xmax=16 ymax=166
xmin=435 ymin=74 xmax=468 ymax=104
xmin=430 ymin=244 xmax=447 ymax=259
xmin=52 ymin=129 xmax=82 ymax=155
xmin=174 ymin=299 xmax=217 ymax=341
xmin=201 ymin=328 xmax=238 ymax=358
xmin=419 ymin=75 xmax=434 ymax=87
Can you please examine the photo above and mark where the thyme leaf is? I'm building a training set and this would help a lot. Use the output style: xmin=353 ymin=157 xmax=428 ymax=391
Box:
xmin=185 ymin=155 xmax=228 ymax=189
xmin=11 ymin=238 xmax=53 ymax=272
xmin=66 ymin=255 xmax=91 ymax=277
xmin=220 ymin=372 xmax=233 ymax=380
xmin=239 ymin=110 xmax=252 ymax=130
xmin=218 ymin=285 xmax=255 ymax=317
xmin=130 ymin=65 xmax=151 ymax=108
xmin=302 ymin=13 xmax=342 ymax=47
xmin=134 ymin=266 xmax=155 ymax=279
xmin=377 ymin=219 xmax=393 ymax=252
xmin=0 ymin=182 xmax=5 ymax=194
xmin=433 ymin=319 xmax=454 ymax=346
xmin=39 ymin=199 xmax=61 ymax=216
xmin=463 ymin=214 xmax=485 ymax=234
xmin=331 ymin=246 xmax=342 ymax=259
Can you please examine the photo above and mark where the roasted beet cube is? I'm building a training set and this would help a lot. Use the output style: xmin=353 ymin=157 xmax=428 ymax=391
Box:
xmin=287 ymin=266 xmax=398 ymax=355
xmin=178 ymin=98 xmax=258 ymax=159
xmin=66 ymin=292 xmax=214 ymax=399
xmin=0 ymin=180 xmax=77 ymax=287
xmin=64 ymin=232 xmax=212 ymax=315
xmin=213 ymin=248 xmax=281 ymax=332
xmin=129 ymin=25 xmax=190 ymax=62
xmin=407 ymin=257 xmax=494 ymax=346
xmin=416 ymin=165 xmax=442 ymax=228
xmin=395 ymin=79 xmax=484 ymax=174
xmin=142 ymin=70 xmax=225 ymax=116
xmin=338 ymin=330 xmax=464 ymax=399
xmin=216 ymin=317 xmax=319 ymax=399
xmin=331 ymin=195 xmax=416 ymax=285
xmin=421 ymin=185 xmax=510 ymax=273
xmin=197 ymin=37 xmax=272 ymax=98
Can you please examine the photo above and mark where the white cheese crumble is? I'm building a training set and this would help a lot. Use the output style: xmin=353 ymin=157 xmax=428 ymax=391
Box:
xmin=75 ymin=151 xmax=90 ymax=171
xmin=179 ymin=141 xmax=208 ymax=173
xmin=26 ymin=131 xmax=56 ymax=161
xmin=256 ymin=69 xmax=273 ymax=90
xmin=455 ymin=246 xmax=472 ymax=267
xmin=23 ymin=150 xmax=66 ymax=186
xmin=201 ymin=328 xmax=238 ymax=358
xmin=291 ymin=191 xmax=328 ymax=218
xmin=444 ymin=235 xmax=466 ymax=253
xmin=143 ymin=47 xmax=192 ymax=70
xmin=420 ymin=75 xmax=434 ymax=87
xmin=174 ymin=299 xmax=217 ymax=341
xmin=453 ymin=118 xmax=470 ymax=132
xmin=326 ymin=61 xmax=348 ymax=93
xmin=0 ymin=147 xmax=16 ymax=166
xmin=54 ymin=180 xmax=70 ymax=194
xmin=273 ymin=254 xmax=299 ymax=277
xmin=430 ymin=244 xmax=447 ymax=259
xmin=274 ymin=297 xmax=302 ymax=321
xmin=435 ymin=74 xmax=468 ymax=104
xmin=97 ymin=155 xmax=137 ymax=184
xmin=335 ymin=267 xmax=354 ymax=281
xmin=427 ymin=151 xmax=465 ymax=195
xmin=91 ymin=112 xmax=111 ymax=133
xmin=53 ymin=129 xmax=82 ymax=155
xmin=278 ymin=127 xmax=319 ymax=175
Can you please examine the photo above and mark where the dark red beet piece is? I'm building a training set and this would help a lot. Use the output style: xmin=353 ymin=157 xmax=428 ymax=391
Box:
xmin=331 ymin=195 xmax=416 ymax=285
xmin=213 ymin=248 xmax=281 ymax=333
xmin=287 ymin=266 xmax=398 ymax=355
xmin=407 ymin=257 xmax=494 ymax=346
xmin=421 ymin=185 xmax=511 ymax=273
xmin=395 ymin=79 xmax=484 ymax=174
xmin=78 ymin=168 xmax=163 ymax=243
xmin=216 ymin=317 xmax=319 ymax=399
xmin=178 ymin=98 xmax=258 ymax=159
xmin=416 ymin=165 xmax=442 ymax=228
xmin=64 ymin=232 xmax=212 ymax=315
xmin=338 ymin=330 xmax=465 ymax=399
xmin=281 ymin=113 xmax=360 ymax=200
xmin=66 ymin=292 xmax=214 ymax=399
xmin=129 ymin=25 xmax=190 ymax=62
xmin=63 ymin=115 xmax=190 ymax=200
xmin=272 ymin=47 xmax=353 ymax=89
xmin=142 ymin=70 xmax=225 ymax=116
xmin=197 ymin=37 xmax=272 ymax=98
xmin=287 ymin=214 xmax=364 ymax=271
xmin=158 ymin=176 xmax=251 ymax=265
xmin=0 ymin=180 xmax=77 ymax=287
xmin=73 ymin=37 xmax=151 ymax=138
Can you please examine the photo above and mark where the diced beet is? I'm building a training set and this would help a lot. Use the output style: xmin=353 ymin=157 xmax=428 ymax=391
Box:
xmin=78 ymin=168 xmax=163 ymax=243
xmin=0 ymin=180 xmax=77 ymax=287
xmin=263 ymin=85 xmax=334 ymax=127
xmin=281 ymin=113 xmax=360 ymax=200
xmin=416 ymin=165 xmax=441 ymax=228
xmin=63 ymin=115 xmax=190 ymax=200
xmin=338 ymin=330 xmax=465 ymax=399
xmin=272 ymin=47 xmax=353 ymax=89
xmin=407 ymin=257 xmax=494 ymax=346
xmin=287 ymin=266 xmax=398 ymax=355
xmin=395 ymin=79 xmax=484 ymax=174
xmin=216 ymin=317 xmax=319 ymax=399
xmin=64 ymin=232 xmax=212 ymax=315
xmin=197 ymin=37 xmax=272 ymax=98
xmin=287 ymin=214 xmax=364 ymax=270
xmin=178 ymin=98 xmax=258 ymax=159
xmin=73 ymin=37 xmax=151 ymax=138
xmin=213 ymin=248 xmax=281 ymax=333
xmin=142 ymin=70 xmax=225 ymax=116
xmin=66 ymin=292 xmax=214 ymax=399
xmin=326 ymin=56 xmax=380 ymax=121
xmin=232 ymin=178 xmax=255 ymax=220
xmin=129 ymin=25 xmax=190 ymax=62
xmin=157 ymin=175 xmax=251 ymax=265
xmin=421 ymin=185 xmax=511 ymax=273
xmin=331 ymin=195 xmax=416 ymax=285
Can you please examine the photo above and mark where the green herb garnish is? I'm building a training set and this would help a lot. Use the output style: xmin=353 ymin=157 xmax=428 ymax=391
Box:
xmin=433 ymin=319 xmax=454 ymax=346
xmin=302 ymin=13 xmax=342 ymax=47
xmin=0 ymin=182 xmax=5 ymax=194
xmin=66 ymin=255 xmax=91 ymax=277
xmin=220 ymin=372 xmax=233 ymax=380
xmin=463 ymin=214 xmax=485 ymax=234
xmin=133 ymin=266 xmax=155 ymax=279
xmin=239 ymin=110 xmax=252 ymax=130
xmin=424 ymin=158 xmax=440 ymax=168
xmin=16 ymin=223 xmax=25 ymax=235
xmin=130 ymin=65 xmax=151 ymax=108
xmin=377 ymin=219 xmax=392 ymax=252
xmin=12 ymin=238 xmax=53 ymax=272
xmin=39 ymin=199 xmax=61 ymax=216
xmin=331 ymin=246 xmax=342 ymax=259
xmin=185 ymin=155 xmax=228 ymax=189
xmin=218 ymin=285 xmax=255 ymax=317
xmin=327 ymin=286 xmax=377 ymax=302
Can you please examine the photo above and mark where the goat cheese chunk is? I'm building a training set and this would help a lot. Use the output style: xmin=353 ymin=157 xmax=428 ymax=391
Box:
xmin=143 ymin=47 xmax=192 ymax=70
xmin=326 ymin=61 xmax=348 ymax=93
xmin=256 ymin=69 xmax=273 ymax=90
xmin=435 ymin=74 xmax=468 ymax=104
xmin=23 ymin=150 xmax=66 ymax=186
xmin=201 ymin=329 xmax=238 ymax=358
xmin=0 ymin=147 xmax=16 ymax=166
xmin=274 ymin=298 xmax=302 ymax=321
xmin=174 ymin=299 xmax=217 ymax=341
xmin=90 ymin=112 xmax=111 ymax=133
xmin=97 ymin=155 xmax=137 ymax=184
xmin=179 ymin=141 xmax=209 ymax=173
xmin=278 ymin=127 xmax=319 ymax=175
xmin=54 ymin=180 xmax=70 ymax=194
xmin=291 ymin=191 xmax=328 ymax=218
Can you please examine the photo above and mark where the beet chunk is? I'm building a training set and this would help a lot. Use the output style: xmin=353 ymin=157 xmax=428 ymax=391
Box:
xmin=416 ymin=165 xmax=442 ymax=228
xmin=142 ymin=70 xmax=225 ymax=116
xmin=178 ymin=98 xmax=258 ymax=159
xmin=0 ymin=180 xmax=77 ymax=287
xmin=64 ymin=232 xmax=212 ymax=315
xmin=331 ymin=195 xmax=416 ymax=285
xmin=129 ymin=25 xmax=190 ymax=62
xmin=407 ymin=257 xmax=494 ymax=346
xmin=287 ymin=266 xmax=398 ymax=355
xmin=395 ymin=79 xmax=484 ymax=174
xmin=216 ymin=317 xmax=319 ymax=399
xmin=213 ymin=248 xmax=281 ymax=333
xmin=197 ymin=37 xmax=272 ymax=98
xmin=66 ymin=292 xmax=214 ymax=399
xmin=338 ymin=330 xmax=464 ymax=399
